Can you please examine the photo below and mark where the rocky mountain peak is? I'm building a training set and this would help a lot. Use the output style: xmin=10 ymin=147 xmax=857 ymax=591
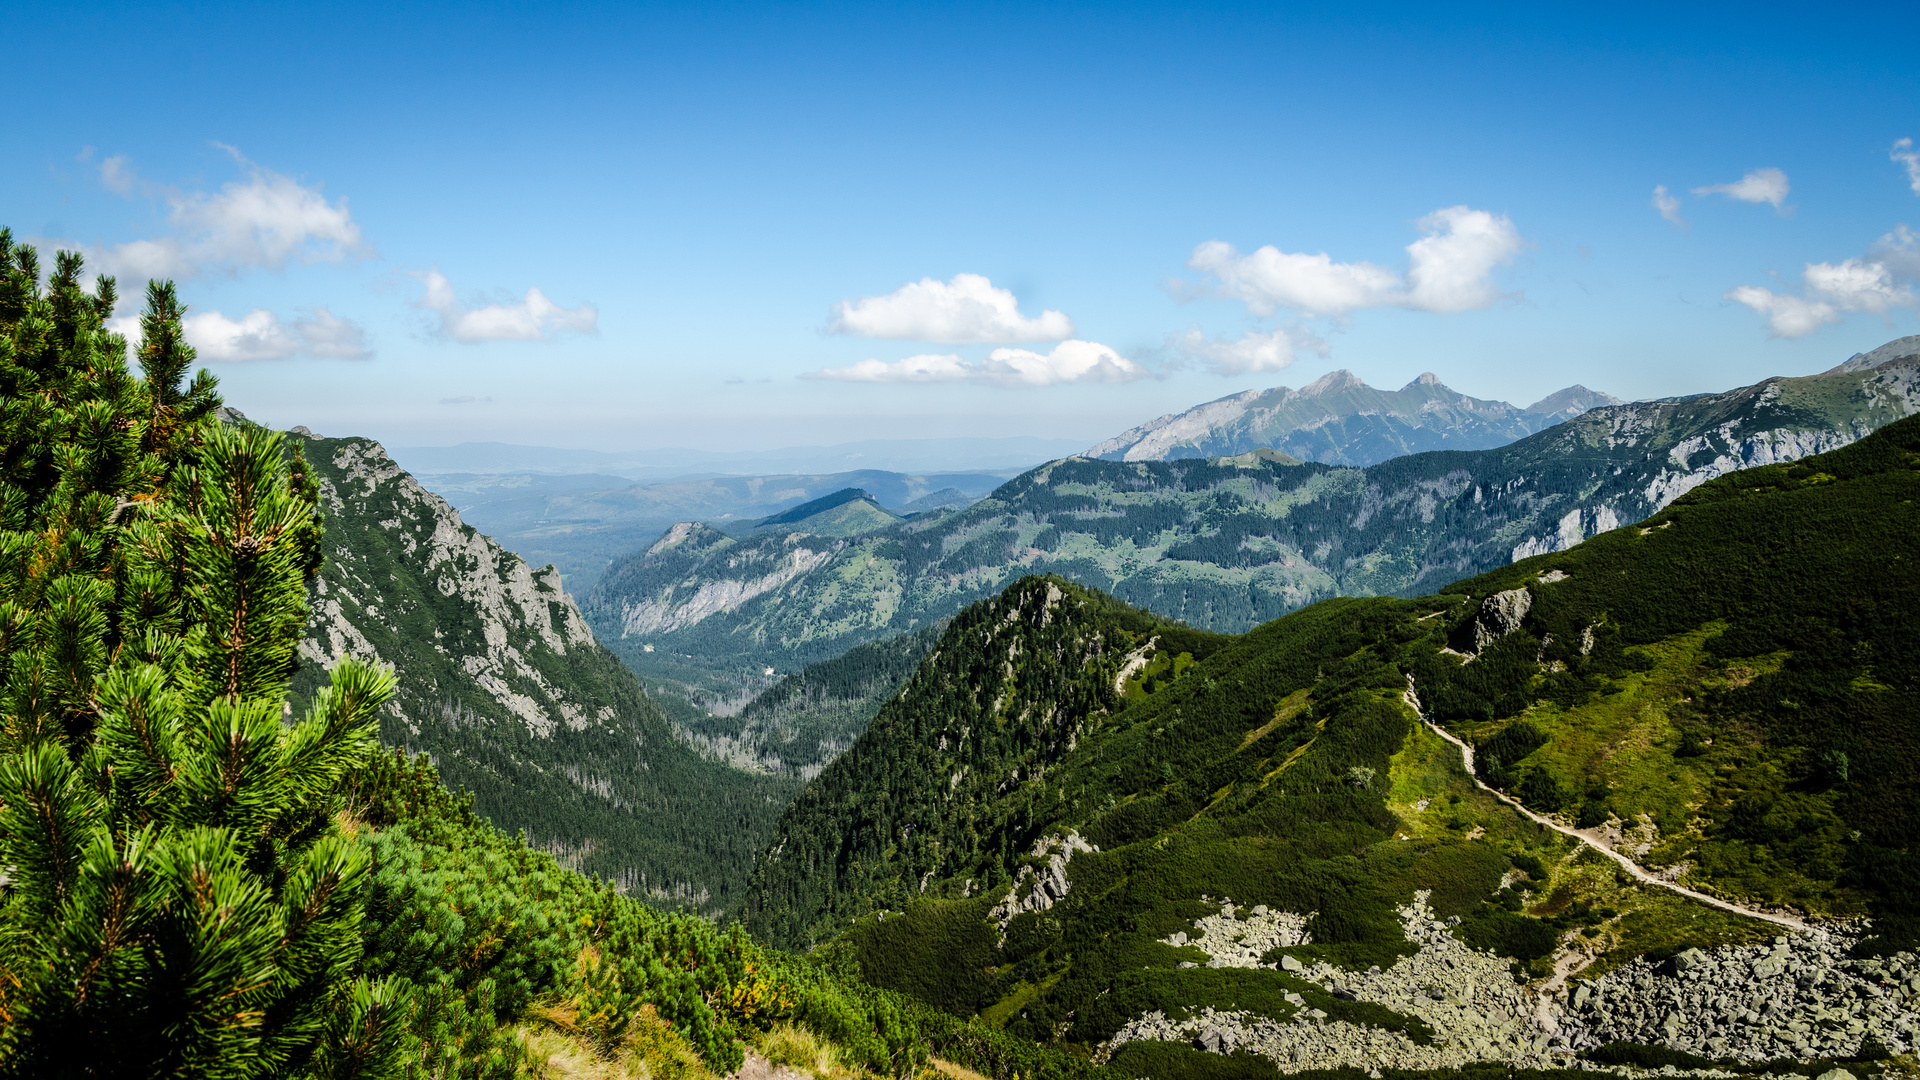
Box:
xmin=1298 ymin=368 xmax=1367 ymax=396
xmin=1827 ymin=334 xmax=1920 ymax=374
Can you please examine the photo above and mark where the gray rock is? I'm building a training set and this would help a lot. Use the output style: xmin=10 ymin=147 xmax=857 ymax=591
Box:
xmin=1470 ymin=588 xmax=1533 ymax=652
xmin=1280 ymin=954 xmax=1305 ymax=973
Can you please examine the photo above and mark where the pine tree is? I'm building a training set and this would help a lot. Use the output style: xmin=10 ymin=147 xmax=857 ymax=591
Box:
xmin=0 ymin=232 xmax=406 ymax=1078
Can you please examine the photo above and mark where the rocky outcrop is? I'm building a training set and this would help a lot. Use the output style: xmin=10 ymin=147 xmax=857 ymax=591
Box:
xmin=301 ymin=436 xmax=604 ymax=739
xmin=1165 ymin=899 xmax=1312 ymax=968
xmin=989 ymin=831 xmax=1096 ymax=934
xmin=290 ymin=432 xmax=795 ymax=911
xmin=1105 ymin=893 xmax=1564 ymax=1071
xmin=1469 ymin=588 xmax=1533 ymax=653
xmin=1559 ymin=930 xmax=1919 ymax=1060
xmin=1112 ymin=890 xmax=1919 ymax=1071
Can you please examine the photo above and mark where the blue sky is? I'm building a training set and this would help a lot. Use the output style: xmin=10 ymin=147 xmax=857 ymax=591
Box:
xmin=8 ymin=1 xmax=1920 ymax=451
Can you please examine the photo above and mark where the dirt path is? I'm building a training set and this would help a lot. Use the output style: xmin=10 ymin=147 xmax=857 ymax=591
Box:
xmin=1402 ymin=676 xmax=1805 ymax=932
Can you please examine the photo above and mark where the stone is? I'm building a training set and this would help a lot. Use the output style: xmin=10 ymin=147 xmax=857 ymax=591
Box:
xmin=1815 ymin=1069 xmax=1855 ymax=1080
xmin=1280 ymin=954 xmax=1305 ymax=973
xmin=1470 ymin=588 xmax=1533 ymax=652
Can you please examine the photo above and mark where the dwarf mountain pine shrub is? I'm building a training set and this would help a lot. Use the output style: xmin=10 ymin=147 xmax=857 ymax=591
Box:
xmin=0 ymin=234 xmax=404 ymax=1079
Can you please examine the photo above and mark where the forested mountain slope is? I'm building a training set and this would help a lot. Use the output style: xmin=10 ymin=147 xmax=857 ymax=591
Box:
xmin=743 ymin=413 xmax=1920 ymax=1075
xmin=671 ymin=623 xmax=942 ymax=779
xmin=584 ymin=340 xmax=1920 ymax=702
xmin=1086 ymin=368 xmax=1619 ymax=465
xmin=287 ymin=431 xmax=800 ymax=912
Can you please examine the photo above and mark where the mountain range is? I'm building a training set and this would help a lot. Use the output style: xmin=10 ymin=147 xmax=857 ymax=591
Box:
xmin=580 ymin=339 xmax=1920 ymax=712
xmin=1087 ymin=369 xmax=1621 ymax=466
xmin=272 ymin=339 xmax=1920 ymax=1075
xmin=414 ymin=466 xmax=1014 ymax=592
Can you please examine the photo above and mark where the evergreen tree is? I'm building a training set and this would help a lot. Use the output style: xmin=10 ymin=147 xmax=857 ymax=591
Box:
xmin=0 ymin=232 xmax=404 ymax=1078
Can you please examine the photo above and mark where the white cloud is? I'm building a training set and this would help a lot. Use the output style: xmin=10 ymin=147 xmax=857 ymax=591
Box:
xmin=1186 ymin=241 xmax=1399 ymax=318
xmin=1652 ymin=184 xmax=1686 ymax=225
xmin=804 ymin=340 xmax=1146 ymax=387
xmin=1403 ymin=206 xmax=1527 ymax=312
xmin=1692 ymin=167 xmax=1790 ymax=210
xmin=183 ymin=306 xmax=371 ymax=361
xmin=413 ymin=269 xmax=597 ymax=343
xmin=1726 ymin=286 xmax=1838 ymax=338
xmin=982 ymin=340 xmax=1147 ymax=386
xmin=827 ymin=273 xmax=1074 ymax=343
xmin=1187 ymin=205 xmax=1523 ymax=318
xmin=1804 ymin=257 xmax=1915 ymax=314
xmin=1893 ymin=139 xmax=1920 ymax=195
xmin=77 ymin=149 xmax=370 ymax=280
xmin=295 ymin=307 xmax=374 ymax=359
xmin=1726 ymin=227 xmax=1919 ymax=338
xmin=1172 ymin=326 xmax=1327 ymax=376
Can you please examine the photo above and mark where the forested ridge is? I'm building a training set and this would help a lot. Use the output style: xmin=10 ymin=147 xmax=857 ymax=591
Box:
xmin=742 ymin=412 xmax=1920 ymax=1075
xmin=288 ymin=431 xmax=800 ymax=913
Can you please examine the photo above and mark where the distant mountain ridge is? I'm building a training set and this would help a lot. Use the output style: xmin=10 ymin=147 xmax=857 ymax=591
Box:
xmin=418 ymin=466 xmax=1012 ymax=592
xmin=582 ymin=339 xmax=1920 ymax=707
xmin=1087 ymin=368 xmax=1621 ymax=466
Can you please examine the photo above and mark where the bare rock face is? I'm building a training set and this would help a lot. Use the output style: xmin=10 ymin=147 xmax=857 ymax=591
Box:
xmin=1470 ymin=588 xmax=1533 ymax=653
xmin=989 ymin=831 xmax=1097 ymax=934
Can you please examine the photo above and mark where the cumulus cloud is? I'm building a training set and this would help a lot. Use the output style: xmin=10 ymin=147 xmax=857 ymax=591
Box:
xmin=982 ymin=340 xmax=1147 ymax=385
xmin=1186 ymin=206 xmax=1524 ymax=318
xmin=1803 ymin=257 xmax=1915 ymax=314
xmin=1692 ymin=167 xmax=1790 ymax=210
xmin=1895 ymin=139 xmax=1920 ymax=195
xmin=1725 ymin=287 xmax=1839 ymax=338
xmin=804 ymin=340 xmax=1146 ymax=387
xmin=1172 ymin=326 xmax=1327 ymax=376
xmin=75 ymin=149 xmax=370 ymax=280
xmin=182 ymin=306 xmax=371 ymax=361
xmin=827 ymin=273 xmax=1074 ymax=343
xmin=1726 ymin=226 xmax=1919 ymax=337
xmin=1652 ymin=184 xmax=1686 ymax=225
xmin=1403 ymin=206 xmax=1527 ymax=312
xmin=413 ymin=269 xmax=597 ymax=343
